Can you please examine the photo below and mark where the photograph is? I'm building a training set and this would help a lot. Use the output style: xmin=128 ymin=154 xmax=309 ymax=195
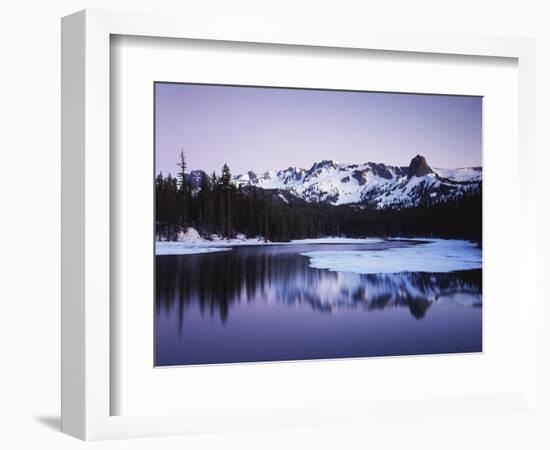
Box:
xmin=154 ymin=82 xmax=483 ymax=367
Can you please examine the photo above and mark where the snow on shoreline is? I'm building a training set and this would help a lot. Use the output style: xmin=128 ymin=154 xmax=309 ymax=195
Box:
xmin=155 ymin=237 xmax=385 ymax=255
xmin=155 ymin=229 xmax=385 ymax=256
xmin=156 ymin=227 xmax=270 ymax=255
xmin=155 ymin=236 xmax=268 ymax=255
xmin=300 ymin=239 xmax=481 ymax=274
xmin=155 ymin=244 xmax=233 ymax=256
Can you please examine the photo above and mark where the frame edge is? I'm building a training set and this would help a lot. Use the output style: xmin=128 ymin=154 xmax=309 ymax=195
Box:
xmin=61 ymin=9 xmax=87 ymax=441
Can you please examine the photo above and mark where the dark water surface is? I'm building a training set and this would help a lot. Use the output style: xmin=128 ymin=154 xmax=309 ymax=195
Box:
xmin=155 ymin=242 xmax=482 ymax=366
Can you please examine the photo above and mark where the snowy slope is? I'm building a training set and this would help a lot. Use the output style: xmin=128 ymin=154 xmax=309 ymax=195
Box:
xmin=433 ymin=167 xmax=482 ymax=182
xmin=233 ymin=155 xmax=481 ymax=208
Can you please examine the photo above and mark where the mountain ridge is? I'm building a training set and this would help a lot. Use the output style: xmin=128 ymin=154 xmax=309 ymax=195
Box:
xmin=232 ymin=155 xmax=481 ymax=208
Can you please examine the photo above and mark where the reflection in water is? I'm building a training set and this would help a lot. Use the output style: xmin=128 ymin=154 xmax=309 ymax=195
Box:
xmin=156 ymin=247 xmax=482 ymax=326
xmin=155 ymin=244 xmax=482 ymax=366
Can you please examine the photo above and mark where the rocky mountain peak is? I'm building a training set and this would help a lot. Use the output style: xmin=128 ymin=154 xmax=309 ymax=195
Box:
xmin=408 ymin=155 xmax=433 ymax=178
xmin=231 ymin=155 xmax=480 ymax=208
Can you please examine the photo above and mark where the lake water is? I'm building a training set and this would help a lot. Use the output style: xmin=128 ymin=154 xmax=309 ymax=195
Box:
xmin=155 ymin=242 xmax=482 ymax=366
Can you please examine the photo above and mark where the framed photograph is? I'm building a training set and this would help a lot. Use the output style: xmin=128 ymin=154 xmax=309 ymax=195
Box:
xmin=153 ymin=82 xmax=484 ymax=367
xmin=62 ymin=9 xmax=538 ymax=440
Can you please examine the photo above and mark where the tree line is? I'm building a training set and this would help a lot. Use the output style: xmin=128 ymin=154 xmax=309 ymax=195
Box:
xmin=155 ymin=151 xmax=482 ymax=243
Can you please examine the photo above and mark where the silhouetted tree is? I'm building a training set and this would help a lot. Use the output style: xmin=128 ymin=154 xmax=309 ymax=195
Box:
xmin=176 ymin=149 xmax=189 ymax=227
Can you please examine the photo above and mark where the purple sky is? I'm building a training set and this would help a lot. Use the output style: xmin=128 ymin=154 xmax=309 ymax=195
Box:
xmin=155 ymin=83 xmax=482 ymax=176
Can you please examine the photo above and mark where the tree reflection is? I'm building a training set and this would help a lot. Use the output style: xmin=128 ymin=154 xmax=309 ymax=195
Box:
xmin=156 ymin=247 xmax=482 ymax=328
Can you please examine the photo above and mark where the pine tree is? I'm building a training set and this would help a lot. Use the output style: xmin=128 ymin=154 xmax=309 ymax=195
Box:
xmin=221 ymin=163 xmax=232 ymax=188
xmin=177 ymin=149 xmax=186 ymax=188
xmin=176 ymin=149 xmax=188 ymax=227
xmin=198 ymin=172 xmax=211 ymax=234
xmin=220 ymin=164 xmax=233 ymax=237
xmin=155 ymin=172 xmax=164 ymax=239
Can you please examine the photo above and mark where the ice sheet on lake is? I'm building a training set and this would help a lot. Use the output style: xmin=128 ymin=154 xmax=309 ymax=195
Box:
xmin=301 ymin=239 xmax=481 ymax=274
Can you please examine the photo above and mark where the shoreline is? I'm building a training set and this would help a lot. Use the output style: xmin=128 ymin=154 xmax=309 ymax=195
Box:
xmin=154 ymin=236 xmax=478 ymax=257
xmin=155 ymin=236 xmax=388 ymax=256
xmin=155 ymin=237 xmax=482 ymax=276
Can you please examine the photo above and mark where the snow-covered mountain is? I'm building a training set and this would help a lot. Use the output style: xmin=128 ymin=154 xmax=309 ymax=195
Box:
xmin=233 ymin=155 xmax=481 ymax=208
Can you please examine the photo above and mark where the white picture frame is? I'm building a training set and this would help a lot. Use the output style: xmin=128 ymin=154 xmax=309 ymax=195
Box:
xmin=61 ymin=9 xmax=538 ymax=441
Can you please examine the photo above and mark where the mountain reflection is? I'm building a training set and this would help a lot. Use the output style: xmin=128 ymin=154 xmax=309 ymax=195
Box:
xmin=155 ymin=246 xmax=482 ymax=326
